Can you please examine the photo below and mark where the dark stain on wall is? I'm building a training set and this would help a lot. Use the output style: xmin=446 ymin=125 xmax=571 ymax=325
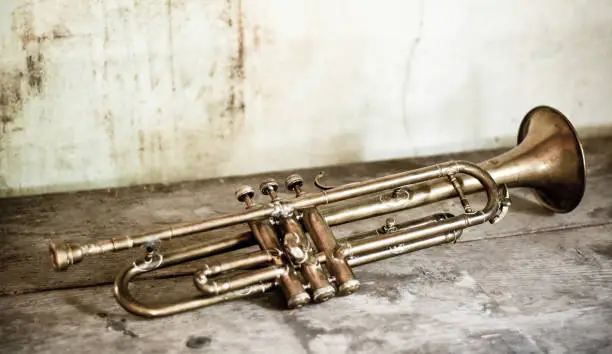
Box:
xmin=234 ymin=0 xmax=245 ymax=81
xmin=103 ymin=17 xmax=110 ymax=82
xmin=208 ymin=62 xmax=217 ymax=78
xmin=1 ymin=5 xmax=73 ymax=138
xmin=252 ymin=25 xmax=261 ymax=51
xmin=224 ymin=0 xmax=233 ymax=28
xmin=138 ymin=131 xmax=146 ymax=165
xmin=25 ymin=53 xmax=44 ymax=94
xmin=166 ymin=0 xmax=176 ymax=92
xmin=51 ymin=24 xmax=71 ymax=39
xmin=102 ymin=111 xmax=115 ymax=142
xmin=12 ymin=7 xmax=49 ymax=97
xmin=0 ymin=70 xmax=23 ymax=135
xmin=221 ymin=0 xmax=246 ymax=135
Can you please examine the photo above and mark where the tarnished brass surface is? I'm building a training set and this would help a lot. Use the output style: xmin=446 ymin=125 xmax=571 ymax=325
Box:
xmin=49 ymin=106 xmax=586 ymax=317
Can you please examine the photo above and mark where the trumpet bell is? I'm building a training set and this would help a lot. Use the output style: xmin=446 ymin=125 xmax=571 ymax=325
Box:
xmin=516 ymin=105 xmax=586 ymax=213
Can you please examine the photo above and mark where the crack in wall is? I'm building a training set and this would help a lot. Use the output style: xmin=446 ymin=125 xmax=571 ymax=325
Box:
xmin=401 ymin=0 xmax=426 ymax=137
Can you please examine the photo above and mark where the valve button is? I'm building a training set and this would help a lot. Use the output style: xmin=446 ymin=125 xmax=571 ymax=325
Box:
xmin=285 ymin=174 xmax=304 ymax=191
xmin=260 ymin=178 xmax=279 ymax=195
xmin=235 ymin=185 xmax=255 ymax=202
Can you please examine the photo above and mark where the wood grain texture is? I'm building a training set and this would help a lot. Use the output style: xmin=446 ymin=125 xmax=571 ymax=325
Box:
xmin=0 ymin=137 xmax=610 ymax=296
xmin=0 ymin=224 xmax=610 ymax=354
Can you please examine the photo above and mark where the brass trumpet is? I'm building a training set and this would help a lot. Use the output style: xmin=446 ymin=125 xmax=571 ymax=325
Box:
xmin=49 ymin=106 xmax=586 ymax=317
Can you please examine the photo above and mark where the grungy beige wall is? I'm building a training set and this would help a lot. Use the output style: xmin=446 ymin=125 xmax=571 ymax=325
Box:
xmin=1 ymin=0 xmax=612 ymax=197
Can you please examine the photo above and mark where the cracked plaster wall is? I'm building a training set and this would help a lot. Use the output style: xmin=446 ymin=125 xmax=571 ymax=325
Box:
xmin=1 ymin=0 xmax=612 ymax=197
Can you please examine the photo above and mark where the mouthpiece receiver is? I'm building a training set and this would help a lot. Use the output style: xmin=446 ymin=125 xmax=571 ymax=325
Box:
xmin=49 ymin=243 xmax=84 ymax=271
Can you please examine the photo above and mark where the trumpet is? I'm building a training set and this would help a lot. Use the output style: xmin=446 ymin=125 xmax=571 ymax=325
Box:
xmin=49 ymin=106 xmax=586 ymax=317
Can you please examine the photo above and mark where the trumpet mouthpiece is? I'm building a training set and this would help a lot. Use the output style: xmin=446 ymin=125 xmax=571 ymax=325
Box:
xmin=49 ymin=243 xmax=84 ymax=271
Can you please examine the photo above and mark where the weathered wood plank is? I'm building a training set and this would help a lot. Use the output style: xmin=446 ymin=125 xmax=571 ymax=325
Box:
xmin=0 ymin=137 xmax=610 ymax=295
xmin=0 ymin=224 xmax=610 ymax=354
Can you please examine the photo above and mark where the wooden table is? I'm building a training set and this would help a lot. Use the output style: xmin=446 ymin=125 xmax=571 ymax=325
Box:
xmin=1 ymin=138 xmax=610 ymax=354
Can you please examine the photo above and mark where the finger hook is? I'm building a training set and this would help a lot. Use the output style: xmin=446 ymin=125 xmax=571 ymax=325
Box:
xmin=314 ymin=172 xmax=336 ymax=190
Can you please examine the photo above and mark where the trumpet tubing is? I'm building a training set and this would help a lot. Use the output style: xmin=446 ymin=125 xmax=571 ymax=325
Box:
xmin=49 ymin=106 xmax=586 ymax=318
